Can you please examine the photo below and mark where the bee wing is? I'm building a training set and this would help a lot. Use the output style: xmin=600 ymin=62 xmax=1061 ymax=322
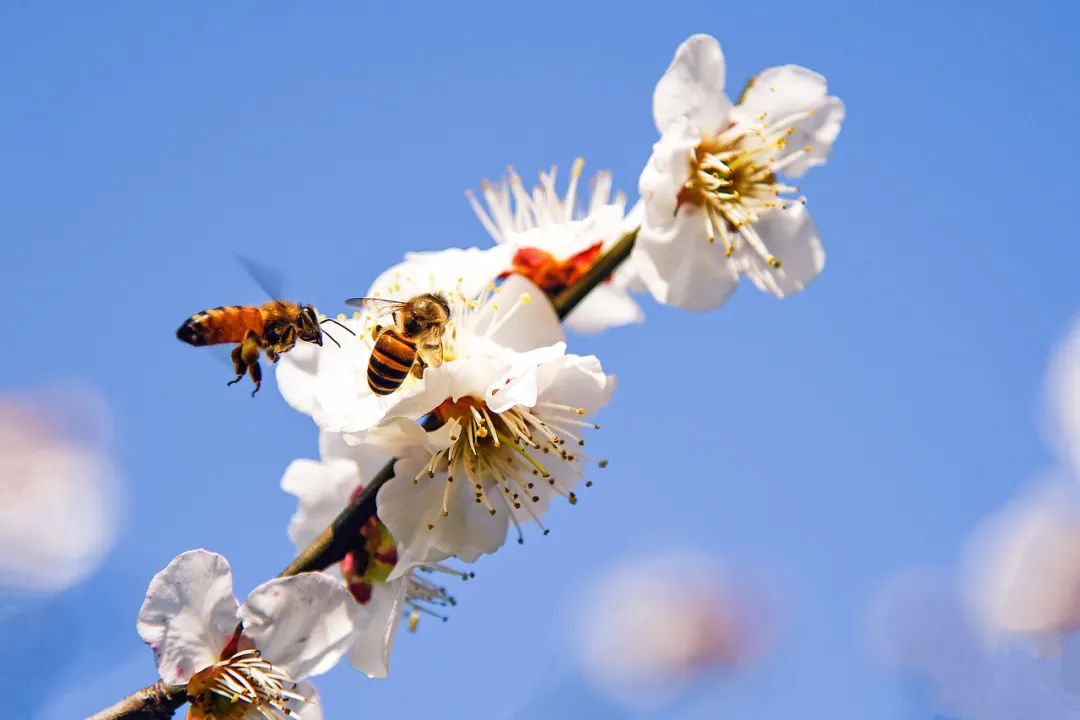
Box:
xmin=236 ymin=255 xmax=287 ymax=300
xmin=344 ymin=297 xmax=406 ymax=320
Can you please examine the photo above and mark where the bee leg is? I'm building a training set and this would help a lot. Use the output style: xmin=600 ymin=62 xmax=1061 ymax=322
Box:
xmin=410 ymin=355 xmax=428 ymax=380
xmin=226 ymin=344 xmax=246 ymax=386
xmin=232 ymin=330 xmax=263 ymax=395
xmin=248 ymin=361 xmax=263 ymax=397
xmin=276 ymin=325 xmax=296 ymax=358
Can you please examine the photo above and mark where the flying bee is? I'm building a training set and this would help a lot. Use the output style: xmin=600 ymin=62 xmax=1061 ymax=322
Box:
xmin=177 ymin=256 xmax=354 ymax=396
xmin=176 ymin=302 xmax=353 ymax=396
xmin=345 ymin=293 xmax=451 ymax=396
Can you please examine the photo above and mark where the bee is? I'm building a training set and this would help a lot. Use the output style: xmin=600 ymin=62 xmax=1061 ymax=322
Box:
xmin=345 ymin=293 xmax=451 ymax=396
xmin=176 ymin=301 xmax=352 ymax=396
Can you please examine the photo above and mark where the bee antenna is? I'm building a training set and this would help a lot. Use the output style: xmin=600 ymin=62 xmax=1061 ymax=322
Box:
xmin=321 ymin=317 xmax=356 ymax=337
xmin=322 ymin=328 xmax=342 ymax=348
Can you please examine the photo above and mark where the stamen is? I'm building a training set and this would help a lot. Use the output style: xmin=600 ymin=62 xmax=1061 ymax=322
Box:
xmin=186 ymin=649 xmax=305 ymax=720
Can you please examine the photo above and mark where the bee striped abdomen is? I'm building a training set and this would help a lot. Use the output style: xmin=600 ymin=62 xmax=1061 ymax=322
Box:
xmin=176 ymin=306 xmax=265 ymax=346
xmin=368 ymin=330 xmax=417 ymax=396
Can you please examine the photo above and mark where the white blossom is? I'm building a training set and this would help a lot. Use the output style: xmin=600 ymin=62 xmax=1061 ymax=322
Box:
xmin=136 ymin=550 xmax=357 ymax=719
xmin=636 ymin=34 xmax=844 ymax=310
xmin=281 ymin=431 xmax=465 ymax=679
xmin=347 ymin=276 xmax=615 ymax=567
xmin=465 ymin=159 xmax=643 ymax=333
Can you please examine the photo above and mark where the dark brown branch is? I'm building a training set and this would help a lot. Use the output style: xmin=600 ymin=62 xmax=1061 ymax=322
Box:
xmin=86 ymin=681 xmax=187 ymax=720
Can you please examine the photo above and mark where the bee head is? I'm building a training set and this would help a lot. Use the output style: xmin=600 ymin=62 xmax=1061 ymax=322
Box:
xmin=405 ymin=293 xmax=451 ymax=337
xmin=297 ymin=305 xmax=323 ymax=346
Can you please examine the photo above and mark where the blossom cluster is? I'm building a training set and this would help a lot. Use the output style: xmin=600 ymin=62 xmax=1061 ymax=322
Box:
xmin=129 ymin=34 xmax=843 ymax=718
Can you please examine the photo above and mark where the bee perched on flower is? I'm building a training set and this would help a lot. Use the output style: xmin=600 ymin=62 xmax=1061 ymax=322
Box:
xmin=635 ymin=34 xmax=844 ymax=311
xmin=136 ymin=550 xmax=359 ymax=720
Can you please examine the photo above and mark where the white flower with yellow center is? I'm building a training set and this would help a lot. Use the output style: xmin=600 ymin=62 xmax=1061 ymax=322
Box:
xmin=463 ymin=159 xmax=644 ymax=333
xmin=136 ymin=550 xmax=358 ymax=720
xmin=636 ymin=34 xmax=844 ymax=310
xmin=281 ymin=431 xmax=467 ymax=679
xmin=353 ymin=283 xmax=614 ymax=567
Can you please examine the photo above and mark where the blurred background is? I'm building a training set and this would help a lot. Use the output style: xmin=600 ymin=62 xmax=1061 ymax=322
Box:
xmin=2 ymin=1 xmax=1079 ymax=718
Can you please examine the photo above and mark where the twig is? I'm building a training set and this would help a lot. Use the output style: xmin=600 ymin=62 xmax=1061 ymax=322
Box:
xmin=86 ymin=681 xmax=187 ymax=720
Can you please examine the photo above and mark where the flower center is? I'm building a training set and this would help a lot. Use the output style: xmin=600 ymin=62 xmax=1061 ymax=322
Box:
xmin=677 ymin=115 xmax=814 ymax=267
xmin=500 ymin=243 xmax=604 ymax=297
xmin=420 ymin=395 xmax=601 ymax=540
xmin=338 ymin=492 xmax=464 ymax=627
xmin=186 ymin=649 xmax=304 ymax=720
xmin=340 ymin=514 xmax=399 ymax=604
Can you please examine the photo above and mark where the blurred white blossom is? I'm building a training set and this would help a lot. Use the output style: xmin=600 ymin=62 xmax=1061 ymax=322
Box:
xmin=636 ymin=33 xmax=843 ymax=310
xmin=137 ymin=550 xmax=357 ymax=719
xmin=465 ymin=159 xmax=643 ymax=333
xmin=576 ymin=552 xmax=772 ymax=709
xmin=1046 ymin=313 xmax=1080 ymax=476
xmin=0 ymin=391 xmax=121 ymax=592
xmin=872 ymin=569 xmax=1080 ymax=720
xmin=281 ymin=431 xmax=464 ymax=679
xmin=964 ymin=482 xmax=1080 ymax=641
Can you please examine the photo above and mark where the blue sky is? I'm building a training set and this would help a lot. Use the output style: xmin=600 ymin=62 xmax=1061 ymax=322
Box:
xmin=2 ymin=1 xmax=1079 ymax=718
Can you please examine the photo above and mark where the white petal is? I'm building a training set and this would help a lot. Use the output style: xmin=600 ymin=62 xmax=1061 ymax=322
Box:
xmin=378 ymin=453 xmax=508 ymax=567
xmin=564 ymin=283 xmax=644 ymax=334
xmin=639 ymin=116 xmax=698 ymax=226
xmin=318 ymin=429 xmax=391 ymax=478
xmin=736 ymin=65 xmax=844 ymax=178
xmin=738 ymin=204 xmax=825 ymax=297
xmin=536 ymin=353 xmax=615 ymax=417
xmin=349 ymin=576 xmax=408 ymax=678
xmin=485 ymin=342 xmax=568 ymax=414
xmin=240 ymin=573 xmax=358 ymax=680
xmin=635 ymin=208 xmax=740 ymax=311
xmin=483 ymin=274 xmax=564 ymax=352
xmin=359 ymin=416 xmax=440 ymax=457
xmin=375 ymin=247 xmax=508 ymax=300
xmin=653 ymin=34 xmax=732 ymax=134
xmin=280 ymin=458 xmax=360 ymax=549
xmin=136 ymin=550 xmax=240 ymax=685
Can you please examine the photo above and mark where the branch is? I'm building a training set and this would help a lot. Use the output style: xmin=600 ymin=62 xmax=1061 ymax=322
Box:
xmin=86 ymin=681 xmax=187 ymax=720
xmin=280 ymin=226 xmax=638 ymax=577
